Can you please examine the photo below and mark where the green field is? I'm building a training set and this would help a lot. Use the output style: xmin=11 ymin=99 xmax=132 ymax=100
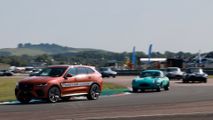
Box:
xmin=0 ymin=77 xmax=22 ymax=102
xmin=208 ymin=75 xmax=213 ymax=78
xmin=0 ymin=76 xmax=127 ymax=102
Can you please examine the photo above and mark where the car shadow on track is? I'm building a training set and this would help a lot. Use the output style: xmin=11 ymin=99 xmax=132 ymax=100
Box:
xmin=175 ymin=81 xmax=205 ymax=84
xmin=130 ymin=90 xmax=166 ymax=94
xmin=1 ymin=98 xmax=89 ymax=106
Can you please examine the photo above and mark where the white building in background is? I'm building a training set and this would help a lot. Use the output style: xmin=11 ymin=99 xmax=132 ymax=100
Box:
xmin=140 ymin=58 xmax=167 ymax=69
xmin=140 ymin=58 xmax=167 ymax=62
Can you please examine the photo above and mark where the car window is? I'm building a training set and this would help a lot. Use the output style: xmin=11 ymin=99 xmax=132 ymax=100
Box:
xmin=100 ymin=67 xmax=108 ymax=71
xmin=77 ymin=67 xmax=87 ymax=75
xmin=38 ymin=67 xmax=67 ymax=77
xmin=87 ymin=68 xmax=95 ymax=74
xmin=67 ymin=68 xmax=77 ymax=76
xmin=160 ymin=72 xmax=165 ymax=77
xmin=188 ymin=68 xmax=199 ymax=73
xmin=140 ymin=71 xmax=160 ymax=78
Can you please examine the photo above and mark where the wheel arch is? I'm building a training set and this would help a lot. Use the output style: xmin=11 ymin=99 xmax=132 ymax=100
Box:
xmin=47 ymin=84 xmax=61 ymax=96
xmin=89 ymin=82 xmax=101 ymax=91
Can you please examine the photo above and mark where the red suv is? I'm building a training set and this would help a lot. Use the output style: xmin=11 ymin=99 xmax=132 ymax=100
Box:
xmin=15 ymin=65 xmax=103 ymax=103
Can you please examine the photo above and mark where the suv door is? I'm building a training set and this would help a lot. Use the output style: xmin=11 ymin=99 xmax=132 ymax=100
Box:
xmin=74 ymin=67 xmax=92 ymax=93
xmin=60 ymin=67 xmax=78 ymax=96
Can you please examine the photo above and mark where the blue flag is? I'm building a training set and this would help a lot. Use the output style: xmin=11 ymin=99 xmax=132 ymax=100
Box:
xmin=148 ymin=44 xmax=153 ymax=64
xmin=132 ymin=46 xmax=136 ymax=65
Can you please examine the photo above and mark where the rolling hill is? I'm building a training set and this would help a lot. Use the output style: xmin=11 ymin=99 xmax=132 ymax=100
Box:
xmin=0 ymin=43 xmax=110 ymax=56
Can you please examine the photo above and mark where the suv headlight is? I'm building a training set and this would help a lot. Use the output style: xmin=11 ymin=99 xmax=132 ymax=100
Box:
xmin=36 ymin=83 xmax=48 ymax=87
xmin=154 ymin=79 xmax=160 ymax=85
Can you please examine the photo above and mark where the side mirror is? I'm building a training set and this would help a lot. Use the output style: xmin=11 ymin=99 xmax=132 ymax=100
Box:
xmin=64 ymin=73 xmax=73 ymax=79
xmin=66 ymin=73 xmax=73 ymax=77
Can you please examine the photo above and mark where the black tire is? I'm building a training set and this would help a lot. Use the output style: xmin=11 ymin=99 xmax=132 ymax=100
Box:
xmin=87 ymin=84 xmax=101 ymax=100
xmin=156 ymin=87 xmax=161 ymax=92
xmin=140 ymin=89 xmax=145 ymax=92
xmin=183 ymin=80 xmax=188 ymax=83
xmin=164 ymin=85 xmax=169 ymax=91
xmin=17 ymin=92 xmax=32 ymax=104
xmin=132 ymin=88 xmax=138 ymax=93
xmin=157 ymin=83 xmax=163 ymax=92
xmin=17 ymin=97 xmax=31 ymax=104
xmin=164 ymin=83 xmax=170 ymax=91
xmin=203 ymin=79 xmax=207 ymax=83
xmin=48 ymin=86 xmax=61 ymax=103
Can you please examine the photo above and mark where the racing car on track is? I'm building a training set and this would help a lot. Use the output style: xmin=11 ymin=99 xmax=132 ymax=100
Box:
xmin=182 ymin=67 xmax=208 ymax=83
xmin=164 ymin=67 xmax=184 ymax=80
xmin=132 ymin=70 xmax=170 ymax=92
xmin=99 ymin=67 xmax=117 ymax=78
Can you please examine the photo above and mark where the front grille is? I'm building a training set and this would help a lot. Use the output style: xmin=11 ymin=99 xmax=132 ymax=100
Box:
xmin=140 ymin=83 xmax=150 ymax=87
xmin=19 ymin=83 xmax=33 ymax=91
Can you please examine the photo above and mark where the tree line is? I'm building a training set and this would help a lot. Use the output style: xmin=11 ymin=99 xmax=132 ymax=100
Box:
xmin=0 ymin=50 xmax=199 ymax=67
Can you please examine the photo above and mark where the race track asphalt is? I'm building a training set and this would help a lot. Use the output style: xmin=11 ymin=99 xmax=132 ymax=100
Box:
xmin=1 ymin=76 xmax=213 ymax=120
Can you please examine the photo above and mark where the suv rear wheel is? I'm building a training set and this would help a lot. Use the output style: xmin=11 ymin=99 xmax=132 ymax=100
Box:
xmin=87 ymin=84 xmax=100 ymax=100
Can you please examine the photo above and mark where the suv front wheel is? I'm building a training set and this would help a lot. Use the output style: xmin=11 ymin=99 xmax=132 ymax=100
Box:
xmin=18 ymin=96 xmax=31 ymax=104
xmin=48 ymin=86 xmax=61 ymax=103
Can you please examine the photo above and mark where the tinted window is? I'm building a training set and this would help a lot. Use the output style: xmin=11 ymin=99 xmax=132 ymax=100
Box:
xmin=77 ymin=67 xmax=87 ymax=74
xmin=38 ymin=67 xmax=67 ymax=77
xmin=99 ymin=67 xmax=108 ymax=71
xmin=188 ymin=68 xmax=201 ymax=73
xmin=87 ymin=68 xmax=95 ymax=74
xmin=140 ymin=71 xmax=160 ymax=78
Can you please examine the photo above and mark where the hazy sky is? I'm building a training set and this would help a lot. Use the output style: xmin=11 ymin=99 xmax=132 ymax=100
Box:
xmin=0 ymin=0 xmax=213 ymax=53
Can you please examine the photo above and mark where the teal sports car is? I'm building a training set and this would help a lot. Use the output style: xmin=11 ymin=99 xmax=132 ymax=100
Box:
xmin=132 ymin=70 xmax=170 ymax=92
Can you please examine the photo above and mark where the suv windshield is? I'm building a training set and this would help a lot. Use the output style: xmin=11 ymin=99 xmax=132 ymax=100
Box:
xmin=140 ymin=71 xmax=160 ymax=78
xmin=187 ymin=68 xmax=201 ymax=73
xmin=37 ymin=67 xmax=67 ymax=77
xmin=100 ymin=68 xmax=109 ymax=71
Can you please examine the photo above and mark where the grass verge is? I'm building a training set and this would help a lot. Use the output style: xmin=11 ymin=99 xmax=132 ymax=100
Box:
xmin=0 ymin=76 xmax=128 ymax=102
xmin=0 ymin=77 xmax=21 ymax=102
xmin=208 ymin=75 xmax=213 ymax=79
xmin=102 ymin=82 xmax=129 ymax=96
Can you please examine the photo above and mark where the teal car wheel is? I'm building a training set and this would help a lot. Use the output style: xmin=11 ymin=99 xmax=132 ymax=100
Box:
xmin=156 ymin=87 xmax=161 ymax=92
xmin=164 ymin=85 xmax=169 ymax=91
xmin=164 ymin=83 xmax=169 ymax=91
xmin=140 ymin=89 xmax=145 ymax=92
xmin=132 ymin=88 xmax=138 ymax=93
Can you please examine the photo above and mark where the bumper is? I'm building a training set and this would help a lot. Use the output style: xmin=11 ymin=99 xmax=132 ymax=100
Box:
xmin=184 ymin=76 xmax=207 ymax=81
xmin=132 ymin=83 xmax=159 ymax=89
xmin=15 ymin=86 xmax=49 ymax=99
